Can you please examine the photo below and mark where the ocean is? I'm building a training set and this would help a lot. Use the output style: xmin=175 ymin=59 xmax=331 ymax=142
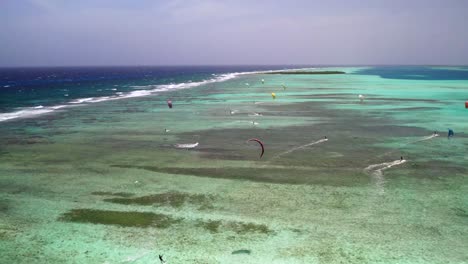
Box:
xmin=0 ymin=66 xmax=467 ymax=263
xmin=0 ymin=66 xmax=301 ymax=121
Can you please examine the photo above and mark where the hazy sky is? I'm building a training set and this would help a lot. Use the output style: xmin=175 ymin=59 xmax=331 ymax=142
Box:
xmin=1 ymin=0 xmax=468 ymax=66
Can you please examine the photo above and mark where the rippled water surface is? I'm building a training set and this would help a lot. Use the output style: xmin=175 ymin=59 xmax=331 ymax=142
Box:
xmin=0 ymin=66 xmax=467 ymax=263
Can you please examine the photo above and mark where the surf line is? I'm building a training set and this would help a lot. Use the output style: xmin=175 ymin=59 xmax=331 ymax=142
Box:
xmin=364 ymin=159 xmax=406 ymax=177
xmin=272 ymin=138 xmax=328 ymax=159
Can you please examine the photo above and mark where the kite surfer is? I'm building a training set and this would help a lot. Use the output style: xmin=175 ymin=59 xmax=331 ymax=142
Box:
xmin=448 ymin=129 xmax=454 ymax=139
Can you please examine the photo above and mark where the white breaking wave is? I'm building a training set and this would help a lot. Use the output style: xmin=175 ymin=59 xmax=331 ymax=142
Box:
xmin=231 ymin=120 xmax=258 ymax=125
xmin=51 ymin=105 xmax=68 ymax=110
xmin=70 ymin=97 xmax=96 ymax=104
xmin=0 ymin=108 xmax=55 ymax=122
xmin=0 ymin=67 xmax=308 ymax=123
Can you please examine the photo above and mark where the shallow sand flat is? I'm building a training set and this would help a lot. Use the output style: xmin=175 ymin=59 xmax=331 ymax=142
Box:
xmin=1 ymin=68 xmax=467 ymax=263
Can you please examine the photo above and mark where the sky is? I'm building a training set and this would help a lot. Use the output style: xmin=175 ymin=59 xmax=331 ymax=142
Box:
xmin=1 ymin=0 xmax=468 ymax=66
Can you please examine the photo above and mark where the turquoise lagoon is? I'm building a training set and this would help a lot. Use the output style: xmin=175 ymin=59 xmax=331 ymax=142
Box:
xmin=0 ymin=66 xmax=467 ymax=263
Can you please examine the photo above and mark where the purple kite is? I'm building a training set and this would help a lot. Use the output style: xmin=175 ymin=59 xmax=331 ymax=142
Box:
xmin=248 ymin=138 xmax=265 ymax=158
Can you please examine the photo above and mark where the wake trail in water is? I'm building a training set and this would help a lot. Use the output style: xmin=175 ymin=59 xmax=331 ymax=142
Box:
xmin=174 ymin=142 xmax=199 ymax=149
xmin=364 ymin=159 xmax=406 ymax=177
xmin=272 ymin=138 xmax=328 ymax=159
xmin=374 ymin=134 xmax=439 ymax=160
xmin=407 ymin=133 xmax=439 ymax=144
xmin=365 ymin=159 xmax=407 ymax=194
xmin=120 ymin=251 xmax=150 ymax=263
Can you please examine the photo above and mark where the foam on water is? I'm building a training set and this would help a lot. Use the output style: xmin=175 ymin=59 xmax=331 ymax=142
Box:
xmin=274 ymin=138 xmax=328 ymax=159
xmin=364 ymin=159 xmax=407 ymax=194
xmin=0 ymin=69 xmax=277 ymax=123
xmin=409 ymin=133 xmax=439 ymax=144
xmin=375 ymin=133 xmax=440 ymax=159
xmin=364 ymin=159 xmax=407 ymax=177
xmin=122 ymin=251 xmax=150 ymax=263
xmin=0 ymin=108 xmax=55 ymax=122
xmin=51 ymin=105 xmax=68 ymax=110
xmin=70 ymin=98 xmax=96 ymax=104
xmin=0 ymin=67 xmax=308 ymax=123
xmin=174 ymin=142 xmax=199 ymax=149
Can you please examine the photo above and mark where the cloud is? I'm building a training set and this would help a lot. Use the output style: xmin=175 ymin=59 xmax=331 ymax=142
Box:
xmin=1 ymin=0 xmax=468 ymax=66
xmin=27 ymin=0 xmax=60 ymax=12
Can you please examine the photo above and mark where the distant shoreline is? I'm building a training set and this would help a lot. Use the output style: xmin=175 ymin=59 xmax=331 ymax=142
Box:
xmin=264 ymin=71 xmax=346 ymax=75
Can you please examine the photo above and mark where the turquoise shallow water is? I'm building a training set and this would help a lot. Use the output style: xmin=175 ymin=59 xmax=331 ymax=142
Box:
xmin=0 ymin=66 xmax=467 ymax=263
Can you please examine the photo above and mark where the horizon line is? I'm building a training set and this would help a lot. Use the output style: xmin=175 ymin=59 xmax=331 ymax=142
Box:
xmin=1 ymin=64 xmax=468 ymax=69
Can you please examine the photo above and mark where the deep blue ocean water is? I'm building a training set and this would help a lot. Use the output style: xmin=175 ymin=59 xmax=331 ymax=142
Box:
xmin=0 ymin=66 xmax=303 ymax=113
xmin=354 ymin=66 xmax=468 ymax=80
xmin=2 ymin=65 xmax=467 ymax=122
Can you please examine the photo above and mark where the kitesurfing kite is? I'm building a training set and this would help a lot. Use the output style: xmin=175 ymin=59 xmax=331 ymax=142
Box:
xmin=248 ymin=138 xmax=264 ymax=158
xmin=167 ymin=100 xmax=173 ymax=108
